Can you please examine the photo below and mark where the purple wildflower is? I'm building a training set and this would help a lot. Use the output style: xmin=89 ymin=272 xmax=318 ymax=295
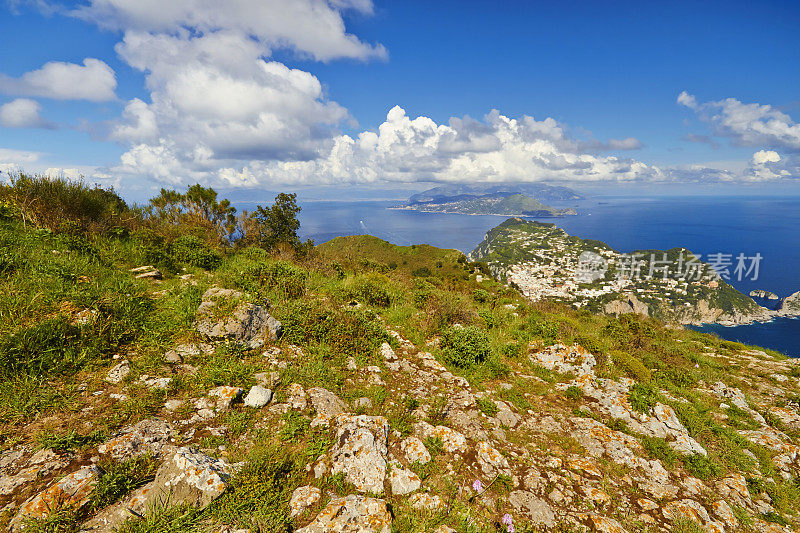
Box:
xmin=472 ymin=479 xmax=483 ymax=492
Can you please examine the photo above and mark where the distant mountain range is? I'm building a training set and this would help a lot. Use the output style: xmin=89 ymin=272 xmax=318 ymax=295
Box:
xmin=400 ymin=183 xmax=582 ymax=217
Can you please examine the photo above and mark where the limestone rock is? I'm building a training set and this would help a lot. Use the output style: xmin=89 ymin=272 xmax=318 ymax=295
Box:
xmin=288 ymin=383 xmax=308 ymax=410
xmin=9 ymin=466 xmax=100 ymax=532
xmin=80 ymin=482 xmax=154 ymax=532
xmin=98 ymin=419 xmax=173 ymax=461
xmin=475 ymin=441 xmax=510 ymax=477
xmin=243 ymin=385 xmax=272 ymax=408
xmin=194 ymin=287 xmax=281 ymax=348
xmin=289 ymin=485 xmax=321 ymax=518
xmin=147 ymin=447 xmax=232 ymax=508
xmin=208 ymin=386 xmax=244 ymax=410
xmin=529 ymin=343 xmax=596 ymax=376
xmin=308 ymin=387 xmax=347 ymax=420
xmin=400 ymin=436 xmax=431 ymax=465
xmin=330 ymin=414 xmax=389 ymax=494
xmin=415 ymin=422 xmax=467 ymax=453
xmin=164 ymin=343 xmax=202 ymax=364
xmin=509 ymin=490 xmax=556 ymax=528
xmin=296 ymin=495 xmax=391 ymax=533
xmin=389 ymin=465 xmax=420 ymax=495
xmin=408 ymin=492 xmax=444 ymax=510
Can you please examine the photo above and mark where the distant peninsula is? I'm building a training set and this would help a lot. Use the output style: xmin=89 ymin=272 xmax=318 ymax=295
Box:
xmin=397 ymin=183 xmax=581 ymax=217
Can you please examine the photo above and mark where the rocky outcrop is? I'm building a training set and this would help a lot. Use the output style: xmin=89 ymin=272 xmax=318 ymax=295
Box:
xmin=750 ymin=289 xmax=779 ymax=300
xmin=9 ymin=466 xmax=100 ymax=532
xmin=330 ymin=415 xmax=389 ymax=494
xmin=194 ymin=287 xmax=281 ymax=348
xmin=296 ymin=495 xmax=391 ymax=533
xmin=604 ymin=293 xmax=649 ymax=317
xmin=777 ymin=290 xmax=800 ymax=317
xmin=146 ymin=447 xmax=233 ymax=508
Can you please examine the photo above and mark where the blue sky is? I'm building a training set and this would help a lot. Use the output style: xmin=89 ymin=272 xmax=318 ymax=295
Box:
xmin=1 ymin=0 xmax=798 ymax=199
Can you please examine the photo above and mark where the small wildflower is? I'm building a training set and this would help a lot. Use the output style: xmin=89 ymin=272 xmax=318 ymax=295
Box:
xmin=507 ymin=525 xmax=515 ymax=533
xmin=502 ymin=514 xmax=513 ymax=525
xmin=472 ymin=479 xmax=483 ymax=492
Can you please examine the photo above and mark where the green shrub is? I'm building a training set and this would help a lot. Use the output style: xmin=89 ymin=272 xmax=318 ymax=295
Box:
xmin=279 ymin=301 xmax=387 ymax=360
xmin=628 ymin=382 xmax=660 ymax=414
xmin=610 ymin=350 xmax=651 ymax=382
xmin=226 ymin=256 xmax=307 ymax=300
xmin=170 ymin=235 xmax=222 ymax=270
xmin=473 ymin=289 xmax=491 ymax=303
xmin=346 ymin=274 xmax=392 ymax=307
xmin=411 ymin=266 xmax=431 ymax=277
xmin=439 ymin=326 xmax=491 ymax=368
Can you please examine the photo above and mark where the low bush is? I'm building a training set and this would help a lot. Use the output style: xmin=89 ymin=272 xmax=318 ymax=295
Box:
xmin=440 ymin=326 xmax=491 ymax=368
xmin=170 ymin=234 xmax=222 ymax=270
xmin=628 ymin=382 xmax=660 ymax=414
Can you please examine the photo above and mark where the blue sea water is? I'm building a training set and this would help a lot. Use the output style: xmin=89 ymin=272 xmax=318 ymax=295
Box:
xmin=294 ymin=195 xmax=800 ymax=357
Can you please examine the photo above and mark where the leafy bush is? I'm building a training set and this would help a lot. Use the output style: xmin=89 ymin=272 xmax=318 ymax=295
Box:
xmin=279 ymin=301 xmax=387 ymax=359
xmin=610 ymin=350 xmax=651 ymax=382
xmin=170 ymin=234 xmax=222 ymax=270
xmin=345 ymin=274 xmax=392 ymax=307
xmin=411 ymin=266 xmax=431 ymax=277
xmin=628 ymin=382 xmax=660 ymax=414
xmin=473 ymin=288 xmax=491 ymax=303
xmin=439 ymin=326 xmax=491 ymax=368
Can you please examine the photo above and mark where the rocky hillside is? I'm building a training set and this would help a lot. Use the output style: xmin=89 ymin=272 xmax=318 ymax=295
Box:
xmin=2 ymin=189 xmax=800 ymax=532
xmin=469 ymin=218 xmax=772 ymax=326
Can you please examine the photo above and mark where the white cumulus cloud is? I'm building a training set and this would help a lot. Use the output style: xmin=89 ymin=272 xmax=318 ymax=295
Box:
xmin=0 ymin=58 xmax=117 ymax=102
xmin=72 ymin=0 xmax=387 ymax=62
xmin=679 ymin=92 xmax=800 ymax=152
xmin=0 ymin=98 xmax=54 ymax=128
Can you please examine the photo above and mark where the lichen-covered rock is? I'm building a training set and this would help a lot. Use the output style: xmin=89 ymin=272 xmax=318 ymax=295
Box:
xmin=208 ymin=386 xmax=244 ymax=411
xmin=194 ymin=287 xmax=281 ymax=348
xmin=98 ymin=418 xmax=173 ymax=461
xmin=146 ymin=447 xmax=232 ymax=508
xmin=9 ymin=466 xmax=100 ymax=532
xmin=408 ymin=492 xmax=444 ymax=510
xmin=509 ymin=490 xmax=556 ymax=528
xmin=389 ymin=465 xmax=420 ymax=495
xmin=296 ymin=495 xmax=391 ymax=533
xmin=308 ymin=387 xmax=347 ymax=424
xmin=415 ymin=422 xmax=467 ymax=453
xmin=330 ymin=414 xmax=389 ymax=494
xmin=288 ymin=383 xmax=308 ymax=410
xmin=0 ymin=449 xmax=66 ymax=496
xmin=400 ymin=436 xmax=431 ymax=465
xmin=475 ymin=440 xmax=510 ymax=477
xmin=164 ymin=343 xmax=202 ymax=364
xmin=290 ymin=485 xmax=321 ymax=517
xmin=243 ymin=385 xmax=272 ymax=408
xmin=530 ymin=343 xmax=596 ymax=376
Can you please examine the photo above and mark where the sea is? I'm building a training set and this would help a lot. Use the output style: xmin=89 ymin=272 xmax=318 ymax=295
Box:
xmin=293 ymin=195 xmax=800 ymax=357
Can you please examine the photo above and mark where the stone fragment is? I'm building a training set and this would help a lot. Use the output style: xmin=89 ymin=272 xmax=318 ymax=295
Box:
xmin=243 ymin=385 xmax=272 ymax=408
xmin=146 ymin=447 xmax=232 ymax=508
xmin=194 ymin=287 xmax=281 ymax=348
xmin=408 ymin=492 xmax=444 ymax=510
xmin=308 ymin=387 xmax=347 ymax=419
xmin=288 ymin=383 xmax=308 ymax=410
xmin=415 ymin=422 xmax=467 ymax=453
xmin=296 ymin=495 xmax=391 ymax=532
xmin=98 ymin=419 xmax=173 ymax=461
xmin=509 ymin=490 xmax=556 ymax=528
xmin=400 ymin=437 xmax=431 ymax=465
xmin=290 ymin=485 xmax=321 ymax=518
xmin=208 ymin=386 xmax=244 ymax=411
xmin=389 ymin=465 xmax=420 ymax=495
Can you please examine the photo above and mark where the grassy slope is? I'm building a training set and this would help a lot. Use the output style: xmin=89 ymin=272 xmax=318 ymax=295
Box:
xmin=1 ymin=217 xmax=799 ymax=532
